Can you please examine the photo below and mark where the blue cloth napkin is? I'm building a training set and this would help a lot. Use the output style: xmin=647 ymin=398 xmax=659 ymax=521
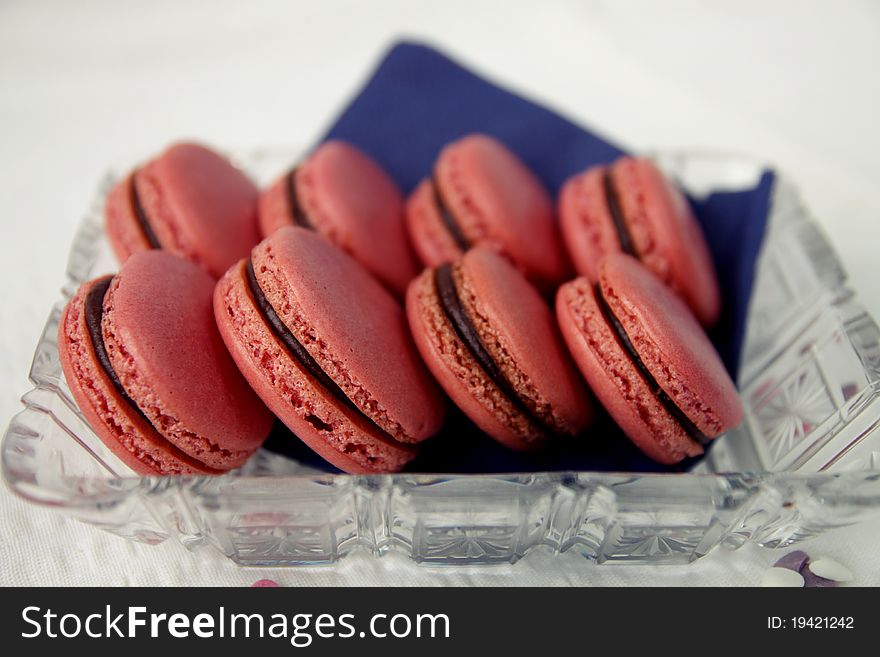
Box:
xmin=279 ymin=41 xmax=774 ymax=473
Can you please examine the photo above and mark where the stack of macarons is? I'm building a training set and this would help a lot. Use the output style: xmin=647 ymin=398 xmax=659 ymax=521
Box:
xmin=59 ymin=135 xmax=743 ymax=476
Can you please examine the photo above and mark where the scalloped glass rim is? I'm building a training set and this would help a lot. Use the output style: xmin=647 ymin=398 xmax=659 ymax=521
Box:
xmin=3 ymin=148 xmax=880 ymax=566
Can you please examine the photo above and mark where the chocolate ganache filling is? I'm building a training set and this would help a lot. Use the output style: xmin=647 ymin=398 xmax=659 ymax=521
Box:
xmin=129 ymin=172 xmax=161 ymax=249
xmin=244 ymin=258 xmax=393 ymax=438
xmin=431 ymin=178 xmax=470 ymax=251
xmin=434 ymin=263 xmax=556 ymax=437
xmin=593 ymin=284 xmax=710 ymax=445
xmin=602 ymin=169 xmax=636 ymax=256
xmin=285 ymin=168 xmax=313 ymax=229
xmin=84 ymin=277 xmax=152 ymax=424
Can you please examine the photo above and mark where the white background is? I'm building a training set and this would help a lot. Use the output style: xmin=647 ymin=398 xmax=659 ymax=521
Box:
xmin=2 ymin=0 xmax=880 ymax=586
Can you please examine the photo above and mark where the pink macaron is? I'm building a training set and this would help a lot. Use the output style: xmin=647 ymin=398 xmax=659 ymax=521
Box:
xmin=558 ymin=156 xmax=720 ymax=326
xmin=105 ymin=142 xmax=261 ymax=279
xmin=406 ymin=248 xmax=592 ymax=452
xmin=258 ymin=140 xmax=419 ymax=298
xmin=214 ymin=226 xmax=445 ymax=474
xmin=556 ymin=254 xmax=742 ymax=464
xmin=406 ymin=133 xmax=571 ymax=292
xmin=58 ymin=251 xmax=273 ymax=475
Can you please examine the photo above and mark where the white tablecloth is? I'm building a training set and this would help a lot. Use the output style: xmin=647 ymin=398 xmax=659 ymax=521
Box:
xmin=2 ymin=0 xmax=879 ymax=586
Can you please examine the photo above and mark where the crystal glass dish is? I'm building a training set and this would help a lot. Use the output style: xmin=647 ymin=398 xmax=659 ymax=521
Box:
xmin=4 ymin=149 xmax=880 ymax=566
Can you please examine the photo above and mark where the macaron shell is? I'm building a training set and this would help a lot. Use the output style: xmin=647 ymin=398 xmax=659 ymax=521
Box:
xmin=556 ymin=276 xmax=702 ymax=464
xmin=404 ymin=179 xmax=464 ymax=268
xmin=598 ymin=253 xmax=742 ymax=437
xmin=433 ymin=134 xmax=570 ymax=289
xmin=456 ymin=249 xmax=592 ymax=434
xmin=58 ymin=277 xmax=220 ymax=475
xmin=406 ymin=268 xmax=543 ymax=451
xmin=299 ymin=141 xmax=418 ymax=297
xmin=101 ymin=251 xmax=273 ymax=470
xmin=137 ymin=142 xmax=260 ymax=278
xmin=105 ymin=172 xmax=153 ymax=265
xmin=214 ymin=258 xmax=419 ymax=474
xmin=612 ymin=157 xmax=721 ymax=326
xmin=558 ymin=167 xmax=623 ymax=282
xmin=251 ymin=226 xmax=445 ymax=443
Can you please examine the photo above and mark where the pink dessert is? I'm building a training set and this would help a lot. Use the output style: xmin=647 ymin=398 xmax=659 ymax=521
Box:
xmin=558 ymin=156 xmax=720 ymax=326
xmin=58 ymin=251 xmax=273 ymax=475
xmin=258 ymin=140 xmax=418 ymax=298
xmin=214 ymin=226 xmax=445 ymax=474
xmin=556 ymin=254 xmax=742 ymax=464
xmin=105 ymin=142 xmax=261 ymax=279
xmin=406 ymin=248 xmax=592 ymax=451
xmin=405 ymin=133 xmax=571 ymax=293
